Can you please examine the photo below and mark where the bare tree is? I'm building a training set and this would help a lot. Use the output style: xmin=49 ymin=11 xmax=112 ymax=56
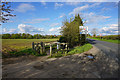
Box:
xmin=91 ymin=28 xmax=98 ymax=37
xmin=0 ymin=2 xmax=16 ymax=23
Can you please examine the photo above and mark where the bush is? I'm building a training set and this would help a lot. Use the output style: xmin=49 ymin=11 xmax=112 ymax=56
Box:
xmin=58 ymin=36 xmax=66 ymax=43
xmin=80 ymin=34 xmax=86 ymax=45
xmin=95 ymin=35 xmax=120 ymax=40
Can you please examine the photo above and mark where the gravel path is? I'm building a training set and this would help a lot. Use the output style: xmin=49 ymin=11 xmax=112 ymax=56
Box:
xmin=2 ymin=45 xmax=119 ymax=78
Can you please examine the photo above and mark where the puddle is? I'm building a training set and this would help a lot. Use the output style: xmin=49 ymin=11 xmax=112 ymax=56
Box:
xmin=87 ymin=55 xmax=94 ymax=59
xmin=84 ymin=54 xmax=95 ymax=61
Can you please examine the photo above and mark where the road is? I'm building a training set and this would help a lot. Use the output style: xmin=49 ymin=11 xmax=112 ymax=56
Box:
xmin=87 ymin=38 xmax=119 ymax=78
xmin=87 ymin=38 xmax=119 ymax=60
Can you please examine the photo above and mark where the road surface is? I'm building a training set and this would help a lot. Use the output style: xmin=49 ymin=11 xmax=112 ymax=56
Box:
xmin=87 ymin=38 xmax=119 ymax=60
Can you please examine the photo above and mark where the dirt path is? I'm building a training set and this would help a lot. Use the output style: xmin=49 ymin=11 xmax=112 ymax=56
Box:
xmin=2 ymin=45 xmax=118 ymax=78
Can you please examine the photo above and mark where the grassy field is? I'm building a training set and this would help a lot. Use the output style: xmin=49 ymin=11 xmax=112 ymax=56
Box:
xmin=87 ymin=37 xmax=120 ymax=44
xmin=2 ymin=39 xmax=92 ymax=58
xmin=2 ymin=39 xmax=58 ymax=54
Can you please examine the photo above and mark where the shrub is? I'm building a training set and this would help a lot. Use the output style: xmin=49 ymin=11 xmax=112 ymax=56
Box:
xmin=58 ymin=36 xmax=66 ymax=43
xmin=94 ymin=35 xmax=120 ymax=40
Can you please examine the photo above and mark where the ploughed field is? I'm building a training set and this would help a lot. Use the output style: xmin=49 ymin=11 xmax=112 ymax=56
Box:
xmin=2 ymin=39 xmax=58 ymax=57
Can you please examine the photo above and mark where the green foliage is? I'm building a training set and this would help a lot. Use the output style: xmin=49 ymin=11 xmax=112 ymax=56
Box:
xmin=80 ymin=34 xmax=86 ymax=45
xmin=58 ymin=36 xmax=66 ymax=43
xmin=89 ymin=35 xmax=120 ymax=40
xmin=2 ymin=33 xmax=11 ymax=39
xmin=2 ymin=33 xmax=60 ymax=39
xmin=61 ymin=14 xmax=84 ymax=47
xmin=88 ymin=35 xmax=120 ymax=44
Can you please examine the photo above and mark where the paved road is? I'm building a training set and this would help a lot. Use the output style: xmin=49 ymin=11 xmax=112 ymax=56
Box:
xmin=87 ymin=38 xmax=119 ymax=61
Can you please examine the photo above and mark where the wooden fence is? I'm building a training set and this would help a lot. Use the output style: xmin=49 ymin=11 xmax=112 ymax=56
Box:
xmin=32 ymin=42 xmax=69 ymax=56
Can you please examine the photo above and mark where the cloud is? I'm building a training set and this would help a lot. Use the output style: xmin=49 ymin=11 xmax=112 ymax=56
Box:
xmin=50 ymin=23 xmax=60 ymax=27
xmin=101 ymin=8 xmax=111 ymax=11
xmin=80 ymin=12 xmax=111 ymax=25
xmin=15 ymin=3 xmax=35 ymax=13
xmin=24 ymin=18 xmax=50 ymax=24
xmin=49 ymin=27 xmax=61 ymax=32
xmin=59 ymin=13 xmax=65 ymax=18
xmin=85 ymin=12 xmax=111 ymax=24
xmin=18 ymin=24 xmax=44 ymax=33
xmin=90 ymin=2 xmax=101 ymax=7
xmin=99 ymin=24 xmax=118 ymax=35
xmin=66 ymin=2 xmax=80 ymax=6
xmin=69 ymin=4 xmax=89 ymax=15
xmin=2 ymin=28 xmax=17 ymax=33
xmin=41 ymin=0 xmax=46 ymax=5
xmin=55 ymin=13 xmax=66 ymax=20
xmin=55 ymin=3 xmax=63 ymax=9
xmin=69 ymin=3 xmax=101 ymax=15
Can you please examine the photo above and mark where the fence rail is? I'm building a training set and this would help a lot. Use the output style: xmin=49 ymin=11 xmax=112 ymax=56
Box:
xmin=32 ymin=42 xmax=69 ymax=56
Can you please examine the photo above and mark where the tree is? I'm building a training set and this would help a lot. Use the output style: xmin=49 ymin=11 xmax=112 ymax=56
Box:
xmin=91 ymin=28 xmax=98 ymax=37
xmin=1 ymin=2 xmax=16 ymax=23
xmin=22 ymin=33 xmax=26 ymax=39
xmin=60 ymin=14 xmax=84 ymax=47
xmin=2 ymin=33 xmax=11 ymax=39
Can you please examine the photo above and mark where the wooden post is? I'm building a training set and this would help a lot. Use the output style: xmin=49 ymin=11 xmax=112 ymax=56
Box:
xmin=34 ymin=44 xmax=36 ymax=51
xmin=66 ymin=44 xmax=68 ymax=53
xmin=57 ymin=43 xmax=59 ymax=53
xmin=36 ymin=43 xmax=38 ymax=52
xmin=32 ymin=42 xmax=34 ymax=50
xmin=38 ymin=46 xmax=40 ymax=54
xmin=41 ymin=42 xmax=43 ymax=54
xmin=50 ymin=44 xmax=52 ymax=57
xmin=43 ymin=42 xmax=45 ymax=53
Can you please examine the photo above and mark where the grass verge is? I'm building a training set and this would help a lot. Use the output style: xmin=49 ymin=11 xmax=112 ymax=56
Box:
xmin=49 ymin=43 xmax=93 ymax=58
xmin=88 ymin=37 xmax=120 ymax=44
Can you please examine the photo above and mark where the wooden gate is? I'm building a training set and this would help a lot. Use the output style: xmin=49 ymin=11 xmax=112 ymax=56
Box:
xmin=32 ymin=42 xmax=69 ymax=56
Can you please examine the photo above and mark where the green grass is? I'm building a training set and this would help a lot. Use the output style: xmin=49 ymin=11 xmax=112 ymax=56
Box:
xmin=67 ymin=43 xmax=93 ymax=55
xmin=49 ymin=43 xmax=93 ymax=58
xmin=2 ymin=39 xmax=58 ymax=58
xmin=88 ymin=37 xmax=120 ymax=44
xmin=2 ymin=48 xmax=47 ymax=58
xmin=2 ymin=39 xmax=58 ymax=53
xmin=2 ymin=39 xmax=93 ymax=58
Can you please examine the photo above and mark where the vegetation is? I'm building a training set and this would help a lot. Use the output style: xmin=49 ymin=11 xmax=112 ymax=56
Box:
xmin=88 ymin=35 xmax=120 ymax=44
xmin=91 ymin=28 xmax=98 ymax=37
xmin=95 ymin=35 xmax=120 ymax=40
xmin=49 ymin=43 xmax=92 ymax=58
xmin=3 ymin=48 xmax=48 ymax=58
xmin=60 ymin=14 xmax=85 ymax=47
xmin=2 ymin=33 xmax=61 ymax=39
xmin=2 ymin=39 xmax=58 ymax=58
xmin=49 ymin=14 xmax=92 ymax=58
xmin=1 ymin=2 xmax=16 ymax=23
xmin=2 ymin=14 xmax=91 ymax=58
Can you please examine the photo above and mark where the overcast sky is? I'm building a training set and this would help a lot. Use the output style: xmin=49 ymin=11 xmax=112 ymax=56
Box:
xmin=2 ymin=1 xmax=119 ymax=35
